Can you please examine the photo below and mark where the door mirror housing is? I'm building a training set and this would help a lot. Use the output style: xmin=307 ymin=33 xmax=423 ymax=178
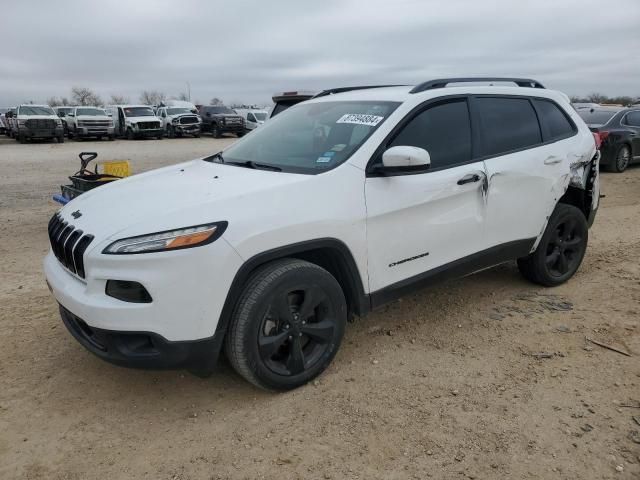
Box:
xmin=380 ymin=146 xmax=431 ymax=172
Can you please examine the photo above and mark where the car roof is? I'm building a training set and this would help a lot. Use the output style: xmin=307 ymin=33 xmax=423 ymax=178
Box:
xmin=306 ymin=84 xmax=570 ymax=105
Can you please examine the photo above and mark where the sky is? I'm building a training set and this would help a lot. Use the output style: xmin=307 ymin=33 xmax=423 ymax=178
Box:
xmin=2 ymin=0 xmax=639 ymax=106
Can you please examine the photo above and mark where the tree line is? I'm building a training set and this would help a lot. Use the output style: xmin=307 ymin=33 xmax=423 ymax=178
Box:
xmin=46 ymin=87 xmax=227 ymax=107
xmin=569 ymin=93 xmax=639 ymax=106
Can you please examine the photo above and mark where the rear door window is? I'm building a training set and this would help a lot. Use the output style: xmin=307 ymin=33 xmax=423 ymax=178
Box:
xmin=475 ymin=97 xmax=542 ymax=157
xmin=533 ymin=99 xmax=576 ymax=141
xmin=624 ymin=111 xmax=640 ymax=127
xmin=389 ymin=99 xmax=472 ymax=170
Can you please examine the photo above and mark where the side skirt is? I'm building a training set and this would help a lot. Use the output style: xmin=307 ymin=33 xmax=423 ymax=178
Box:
xmin=370 ymin=238 xmax=536 ymax=309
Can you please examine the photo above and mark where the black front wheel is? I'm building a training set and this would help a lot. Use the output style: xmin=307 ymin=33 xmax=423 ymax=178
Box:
xmin=211 ymin=124 xmax=221 ymax=138
xmin=518 ymin=204 xmax=588 ymax=287
xmin=226 ymin=259 xmax=347 ymax=391
xmin=126 ymin=129 xmax=135 ymax=140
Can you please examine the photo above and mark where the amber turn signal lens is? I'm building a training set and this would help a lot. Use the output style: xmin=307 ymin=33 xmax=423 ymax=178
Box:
xmin=166 ymin=229 xmax=216 ymax=249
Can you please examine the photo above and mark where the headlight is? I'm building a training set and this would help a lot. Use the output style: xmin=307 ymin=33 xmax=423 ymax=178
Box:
xmin=56 ymin=119 xmax=62 ymax=126
xmin=172 ymin=118 xmax=179 ymax=124
xmin=102 ymin=222 xmax=227 ymax=254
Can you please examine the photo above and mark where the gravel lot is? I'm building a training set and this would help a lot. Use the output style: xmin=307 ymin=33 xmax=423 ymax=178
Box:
xmin=0 ymin=136 xmax=638 ymax=480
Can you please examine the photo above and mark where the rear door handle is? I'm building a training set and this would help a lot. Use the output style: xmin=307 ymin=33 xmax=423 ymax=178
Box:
xmin=457 ymin=173 xmax=481 ymax=185
xmin=544 ymin=156 xmax=563 ymax=165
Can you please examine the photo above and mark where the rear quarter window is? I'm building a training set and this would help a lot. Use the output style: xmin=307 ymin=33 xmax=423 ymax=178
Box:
xmin=476 ymin=97 xmax=542 ymax=157
xmin=533 ymin=99 xmax=577 ymax=141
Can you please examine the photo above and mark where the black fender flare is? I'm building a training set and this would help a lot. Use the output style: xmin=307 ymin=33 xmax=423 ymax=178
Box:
xmin=214 ymin=238 xmax=370 ymax=338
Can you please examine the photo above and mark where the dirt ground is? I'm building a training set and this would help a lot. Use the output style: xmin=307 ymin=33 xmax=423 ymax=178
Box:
xmin=0 ymin=135 xmax=638 ymax=480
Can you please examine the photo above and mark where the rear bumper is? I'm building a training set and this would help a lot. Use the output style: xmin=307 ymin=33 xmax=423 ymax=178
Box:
xmin=59 ymin=304 xmax=223 ymax=370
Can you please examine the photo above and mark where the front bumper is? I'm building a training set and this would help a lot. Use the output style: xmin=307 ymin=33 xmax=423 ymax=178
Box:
xmin=174 ymin=124 xmax=201 ymax=135
xmin=219 ymin=123 xmax=244 ymax=133
xmin=59 ymin=304 xmax=223 ymax=370
xmin=132 ymin=128 xmax=164 ymax=138
xmin=76 ymin=126 xmax=115 ymax=137
xmin=20 ymin=126 xmax=63 ymax=138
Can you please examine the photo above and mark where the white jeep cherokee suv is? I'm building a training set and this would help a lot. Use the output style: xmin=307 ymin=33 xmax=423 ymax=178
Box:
xmin=44 ymin=78 xmax=599 ymax=391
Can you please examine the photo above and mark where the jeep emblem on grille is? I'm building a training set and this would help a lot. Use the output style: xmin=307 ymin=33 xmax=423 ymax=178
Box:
xmin=71 ymin=210 xmax=82 ymax=219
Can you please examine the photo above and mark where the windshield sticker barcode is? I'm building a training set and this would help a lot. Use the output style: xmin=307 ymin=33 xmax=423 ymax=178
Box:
xmin=336 ymin=114 xmax=384 ymax=127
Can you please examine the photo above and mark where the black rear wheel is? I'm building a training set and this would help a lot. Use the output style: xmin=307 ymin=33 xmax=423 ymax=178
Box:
xmin=226 ymin=259 xmax=347 ymax=391
xmin=518 ymin=204 xmax=588 ymax=286
xmin=610 ymin=144 xmax=631 ymax=173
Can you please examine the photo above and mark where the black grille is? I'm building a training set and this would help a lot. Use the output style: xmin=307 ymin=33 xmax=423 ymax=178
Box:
xmin=78 ymin=120 xmax=111 ymax=127
xmin=179 ymin=116 xmax=199 ymax=125
xmin=48 ymin=213 xmax=94 ymax=278
xmin=138 ymin=121 xmax=160 ymax=130
xmin=25 ymin=119 xmax=56 ymax=129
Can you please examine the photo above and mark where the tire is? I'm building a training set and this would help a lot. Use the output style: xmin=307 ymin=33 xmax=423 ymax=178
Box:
xmin=237 ymin=132 xmax=245 ymax=138
xmin=225 ymin=259 xmax=347 ymax=391
xmin=17 ymin=134 xmax=25 ymax=144
xmin=126 ymin=128 xmax=134 ymax=140
xmin=167 ymin=125 xmax=175 ymax=138
xmin=211 ymin=124 xmax=221 ymax=138
xmin=193 ymin=133 xmax=201 ymax=138
xmin=517 ymin=204 xmax=588 ymax=287
xmin=57 ymin=135 xmax=64 ymax=143
xmin=157 ymin=134 xmax=163 ymax=140
xmin=610 ymin=144 xmax=631 ymax=173
xmin=108 ymin=135 xmax=114 ymax=141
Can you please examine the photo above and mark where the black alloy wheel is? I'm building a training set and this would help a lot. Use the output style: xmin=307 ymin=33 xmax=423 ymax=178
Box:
xmin=259 ymin=285 xmax=337 ymax=377
xmin=226 ymin=259 xmax=347 ymax=390
xmin=613 ymin=145 xmax=631 ymax=173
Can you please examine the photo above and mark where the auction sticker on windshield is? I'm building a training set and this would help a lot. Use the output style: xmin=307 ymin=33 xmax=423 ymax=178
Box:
xmin=336 ymin=114 xmax=384 ymax=127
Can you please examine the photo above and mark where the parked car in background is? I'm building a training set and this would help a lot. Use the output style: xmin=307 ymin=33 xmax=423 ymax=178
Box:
xmin=104 ymin=105 xmax=163 ymax=140
xmin=198 ymin=105 xmax=244 ymax=138
xmin=65 ymin=106 xmax=114 ymax=141
xmin=577 ymin=106 xmax=640 ymax=172
xmin=0 ymin=108 xmax=8 ymax=135
xmin=270 ymin=91 xmax=315 ymax=118
xmin=235 ymin=108 xmax=268 ymax=133
xmin=13 ymin=104 xmax=64 ymax=143
xmin=45 ymin=78 xmax=599 ymax=391
xmin=54 ymin=106 xmax=75 ymax=136
xmin=156 ymin=105 xmax=201 ymax=138
xmin=4 ymin=108 xmax=17 ymax=137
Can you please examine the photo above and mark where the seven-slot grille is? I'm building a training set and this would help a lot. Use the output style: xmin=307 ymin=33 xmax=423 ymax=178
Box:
xmin=48 ymin=213 xmax=94 ymax=278
xmin=179 ymin=116 xmax=199 ymax=125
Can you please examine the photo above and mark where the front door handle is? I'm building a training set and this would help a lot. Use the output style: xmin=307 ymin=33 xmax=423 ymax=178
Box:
xmin=544 ymin=155 xmax=563 ymax=165
xmin=457 ymin=173 xmax=481 ymax=185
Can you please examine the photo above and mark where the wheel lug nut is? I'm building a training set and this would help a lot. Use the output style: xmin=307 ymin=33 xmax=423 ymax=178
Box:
xmin=299 ymin=333 xmax=303 ymax=337
xmin=288 ymin=335 xmax=293 ymax=340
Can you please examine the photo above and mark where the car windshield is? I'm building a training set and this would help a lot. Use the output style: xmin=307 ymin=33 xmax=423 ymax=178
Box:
xmin=76 ymin=108 xmax=106 ymax=116
xmin=208 ymin=106 xmax=236 ymax=114
xmin=577 ymin=109 xmax=620 ymax=125
xmin=167 ymin=108 xmax=192 ymax=115
xmin=253 ymin=112 xmax=267 ymax=121
xmin=206 ymin=101 xmax=400 ymax=174
xmin=123 ymin=107 xmax=154 ymax=117
xmin=20 ymin=106 xmax=55 ymax=115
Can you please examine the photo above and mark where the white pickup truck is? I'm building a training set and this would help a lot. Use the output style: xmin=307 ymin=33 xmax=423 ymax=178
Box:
xmin=65 ymin=106 xmax=115 ymax=141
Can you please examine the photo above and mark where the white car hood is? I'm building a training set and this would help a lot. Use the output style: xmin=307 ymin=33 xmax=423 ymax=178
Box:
xmin=19 ymin=115 xmax=58 ymax=120
xmin=59 ymin=159 xmax=308 ymax=243
xmin=125 ymin=116 xmax=159 ymax=123
xmin=77 ymin=115 xmax=111 ymax=121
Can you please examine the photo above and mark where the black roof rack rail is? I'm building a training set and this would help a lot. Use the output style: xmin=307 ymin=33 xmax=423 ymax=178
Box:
xmin=410 ymin=77 xmax=545 ymax=94
xmin=313 ymin=85 xmax=407 ymax=98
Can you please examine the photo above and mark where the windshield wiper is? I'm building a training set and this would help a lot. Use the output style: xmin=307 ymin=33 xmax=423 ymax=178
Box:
xmin=205 ymin=152 xmax=225 ymax=163
xmin=225 ymin=160 xmax=282 ymax=172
